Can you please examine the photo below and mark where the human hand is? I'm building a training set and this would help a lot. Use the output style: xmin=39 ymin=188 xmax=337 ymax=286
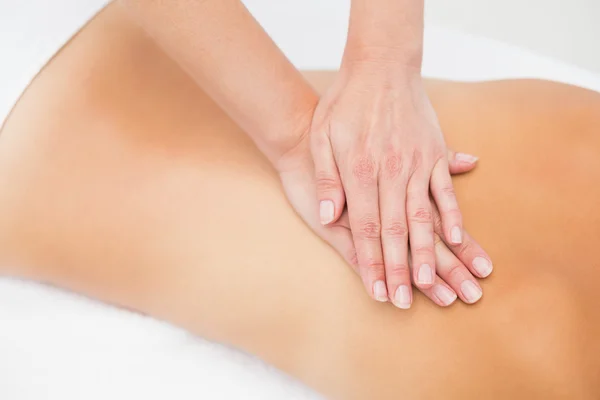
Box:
xmin=307 ymin=66 xmax=492 ymax=307
xmin=276 ymin=133 xmax=492 ymax=308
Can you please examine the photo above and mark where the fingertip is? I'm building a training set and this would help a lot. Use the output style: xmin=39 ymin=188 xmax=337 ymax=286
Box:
xmin=392 ymin=285 xmax=412 ymax=309
xmin=319 ymin=199 xmax=336 ymax=225
xmin=319 ymin=193 xmax=347 ymax=225
xmin=449 ymin=152 xmax=479 ymax=175
xmin=455 ymin=152 xmax=479 ymax=164
xmin=415 ymin=263 xmax=435 ymax=288
xmin=373 ymin=280 xmax=388 ymax=302
xmin=432 ymin=284 xmax=458 ymax=306
xmin=472 ymin=256 xmax=493 ymax=278
xmin=448 ymin=162 xmax=475 ymax=175
xmin=449 ymin=226 xmax=463 ymax=245
xmin=460 ymin=280 xmax=483 ymax=304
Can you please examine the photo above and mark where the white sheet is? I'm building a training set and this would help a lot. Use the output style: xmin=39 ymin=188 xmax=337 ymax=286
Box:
xmin=1 ymin=1 xmax=599 ymax=399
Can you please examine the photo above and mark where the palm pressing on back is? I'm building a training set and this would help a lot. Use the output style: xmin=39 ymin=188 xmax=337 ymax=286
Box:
xmin=276 ymin=111 xmax=493 ymax=309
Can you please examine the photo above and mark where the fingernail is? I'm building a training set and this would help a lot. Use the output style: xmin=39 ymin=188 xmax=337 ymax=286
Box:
xmin=451 ymin=226 xmax=463 ymax=244
xmin=319 ymin=200 xmax=335 ymax=225
xmin=473 ymin=257 xmax=493 ymax=278
xmin=417 ymin=264 xmax=434 ymax=285
xmin=394 ymin=285 xmax=411 ymax=309
xmin=461 ymin=280 xmax=483 ymax=303
xmin=455 ymin=152 xmax=479 ymax=164
xmin=433 ymin=284 xmax=457 ymax=306
xmin=373 ymin=280 xmax=388 ymax=302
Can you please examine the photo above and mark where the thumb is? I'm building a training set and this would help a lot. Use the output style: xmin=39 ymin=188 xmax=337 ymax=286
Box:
xmin=312 ymin=136 xmax=346 ymax=226
xmin=447 ymin=149 xmax=479 ymax=175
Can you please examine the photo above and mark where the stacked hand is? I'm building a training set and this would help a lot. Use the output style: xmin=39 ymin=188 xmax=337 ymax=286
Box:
xmin=276 ymin=67 xmax=492 ymax=309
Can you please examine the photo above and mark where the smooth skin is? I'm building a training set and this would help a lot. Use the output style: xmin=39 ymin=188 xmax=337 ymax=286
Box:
xmin=120 ymin=0 xmax=485 ymax=307
xmin=312 ymin=0 xmax=465 ymax=305
xmin=0 ymin=5 xmax=598 ymax=399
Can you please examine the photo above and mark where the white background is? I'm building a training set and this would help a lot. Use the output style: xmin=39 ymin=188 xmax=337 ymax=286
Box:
xmin=427 ymin=0 xmax=600 ymax=73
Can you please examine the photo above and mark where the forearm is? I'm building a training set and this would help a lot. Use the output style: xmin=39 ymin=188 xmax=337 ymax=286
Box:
xmin=345 ymin=0 xmax=424 ymax=69
xmin=119 ymin=0 xmax=317 ymax=163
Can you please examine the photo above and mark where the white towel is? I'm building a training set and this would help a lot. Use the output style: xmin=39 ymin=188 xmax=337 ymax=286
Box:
xmin=1 ymin=1 xmax=599 ymax=399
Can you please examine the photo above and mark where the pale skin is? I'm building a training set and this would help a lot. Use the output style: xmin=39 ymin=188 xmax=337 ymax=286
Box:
xmin=0 ymin=4 xmax=599 ymax=397
xmin=120 ymin=0 xmax=491 ymax=308
xmin=0 ymin=5 xmax=599 ymax=398
xmin=313 ymin=0 xmax=470 ymax=307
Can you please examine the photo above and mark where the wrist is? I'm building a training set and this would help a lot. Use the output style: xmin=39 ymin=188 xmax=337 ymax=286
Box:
xmin=264 ymin=92 xmax=317 ymax=171
xmin=344 ymin=42 xmax=422 ymax=66
xmin=338 ymin=53 xmax=423 ymax=90
xmin=345 ymin=0 xmax=424 ymax=71
xmin=342 ymin=43 xmax=423 ymax=77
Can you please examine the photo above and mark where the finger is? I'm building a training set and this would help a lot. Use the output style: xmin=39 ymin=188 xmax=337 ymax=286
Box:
xmin=324 ymin=222 xmax=359 ymax=275
xmin=334 ymin=207 xmax=350 ymax=229
xmin=379 ymin=166 xmax=411 ymax=309
xmin=312 ymin=134 xmax=346 ymax=225
xmin=447 ymin=149 xmax=479 ymax=175
xmin=434 ymin=233 xmax=483 ymax=304
xmin=407 ymin=171 xmax=436 ymax=290
xmin=432 ymin=207 xmax=494 ymax=279
xmin=414 ymin=274 xmax=458 ymax=308
xmin=344 ymin=156 xmax=387 ymax=302
xmin=430 ymin=158 xmax=463 ymax=245
xmin=381 ymin=201 xmax=412 ymax=308
xmin=448 ymin=230 xmax=494 ymax=279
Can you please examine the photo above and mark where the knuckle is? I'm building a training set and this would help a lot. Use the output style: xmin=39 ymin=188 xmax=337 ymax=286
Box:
xmin=315 ymin=172 xmax=340 ymax=192
xmin=382 ymin=153 xmax=404 ymax=180
xmin=446 ymin=264 xmax=465 ymax=280
xmin=356 ymin=217 xmax=382 ymax=240
xmin=456 ymin=240 xmax=473 ymax=256
xmin=365 ymin=260 xmax=385 ymax=271
xmin=440 ymin=185 xmax=456 ymax=198
xmin=351 ymin=155 xmax=377 ymax=185
xmin=387 ymin=263 xmax=410 ymax=276
xmin=412 ymin=246 xmax=434 ymax=257
xmin=409 ymin=207 xmax=433 ymax=224
xmin=382 ymin=221 xmax=408 ymax=239
xmin=438 ymin=190 xmax=459 ymax=213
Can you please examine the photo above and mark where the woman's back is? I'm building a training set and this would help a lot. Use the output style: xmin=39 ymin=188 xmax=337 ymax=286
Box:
xmin=0 ymin=4 xmax=598 ymax=398
xmin=402 ymin=79 xmax=600 ymax=398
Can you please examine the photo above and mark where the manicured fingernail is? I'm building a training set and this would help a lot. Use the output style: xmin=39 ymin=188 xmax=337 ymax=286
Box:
xmin=394 ymin=285 xmax=411 ymax=309
xmin=455 ymin=152 xmax=479 ymax=164
xmin=417 ymin=264 xmax=434 ymax=285
xmin=472 ymin=257 xmax=493 ymax=277
xmin=373 ymin=280 xmax=388 ymax=302
xmin=433 ymin=284 xmax=457 ymax=306
xmin=461 ymin=280 xmax=483 ymax=303
xmin=319 ymin=200 xmax=334 ymax=225
xmin=451 ymin=226 xmax=463 ymax=244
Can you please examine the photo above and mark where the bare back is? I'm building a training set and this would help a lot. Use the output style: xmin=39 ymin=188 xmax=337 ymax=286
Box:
xmin=0 ymin=4 xmax=598 ymax=399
